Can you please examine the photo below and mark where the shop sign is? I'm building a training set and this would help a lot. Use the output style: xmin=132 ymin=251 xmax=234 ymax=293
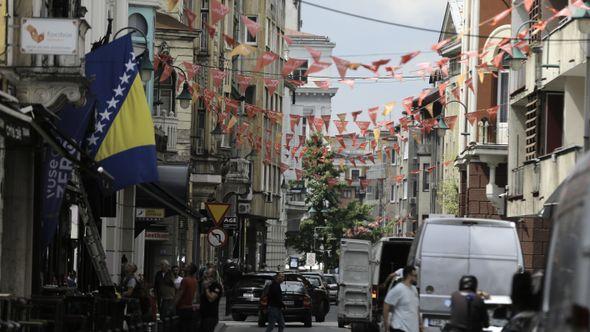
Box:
xmin=136 ymin=207 xmax=165 ymax=221
xmin=20 ymin=18 xmax=78 ymax=55
xmin=0 ymin=113 xmax=31 ymax=144
xmin=145 ymin=231 xmax=169 ymax=241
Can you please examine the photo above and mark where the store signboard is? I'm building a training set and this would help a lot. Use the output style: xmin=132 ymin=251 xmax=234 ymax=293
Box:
xmin=145 ymin=231 xmax=169 ymax=241
xmin=20 ymin=18 xmax=78 ymax=55
xmin=136 ymin=207 xmax=165 ymax=221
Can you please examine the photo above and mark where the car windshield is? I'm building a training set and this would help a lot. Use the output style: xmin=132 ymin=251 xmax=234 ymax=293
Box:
xmin=281 ymin=281 xmax=304 ymax=293
xmin=323 ymin=275 xmax=337 ymax=284
xmin=307 ymin=277 xmax=321 ymax=287
xmin=236 ymin=277 xmax=270 ymax=288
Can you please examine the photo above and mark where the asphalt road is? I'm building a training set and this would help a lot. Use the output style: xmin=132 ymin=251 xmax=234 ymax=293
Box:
xmin=221 ymin=303 xmax=345 ymax=331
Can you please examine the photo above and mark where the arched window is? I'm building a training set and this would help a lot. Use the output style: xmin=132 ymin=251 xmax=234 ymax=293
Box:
xmin=154 ymin=71 xmax=177 ymax=117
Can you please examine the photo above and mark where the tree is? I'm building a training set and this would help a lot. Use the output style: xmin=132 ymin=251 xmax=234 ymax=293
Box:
xmin=438 ymin=177 xmax=459 ymax=216
xmin=285 ymin=132 xmax=374 ymax=270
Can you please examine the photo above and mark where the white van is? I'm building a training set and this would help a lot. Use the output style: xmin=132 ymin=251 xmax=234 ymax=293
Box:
xmin=409 ymin=218 xmax=524 ymax=331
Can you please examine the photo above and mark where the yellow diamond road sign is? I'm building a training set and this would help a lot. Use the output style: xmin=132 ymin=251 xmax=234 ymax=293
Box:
xmin=205 ymin=202 xmax=231 ymax=226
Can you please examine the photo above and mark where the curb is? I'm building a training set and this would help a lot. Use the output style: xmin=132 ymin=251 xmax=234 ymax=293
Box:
xmin=214 ymin=322 xmax=227 ymax=332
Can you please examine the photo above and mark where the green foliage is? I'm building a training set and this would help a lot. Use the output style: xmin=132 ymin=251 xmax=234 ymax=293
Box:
xmin=285 ymin=132 xmax=374 ymax=270
xmin=438 ymin=177 xmax=459 ymax=216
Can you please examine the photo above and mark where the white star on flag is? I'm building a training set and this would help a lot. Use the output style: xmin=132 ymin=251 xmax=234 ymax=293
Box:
xmin=113 ymin=85 xmax=124 ymax=97
xmin=87 ymin=134 xmax=99 ymax=146
xmin=95 ymin=122 xmax=106 ymax=133
xmin=119 ymin=72 xmax=130 ymax=85
xmin=99 ymin=109 xmax=112 ymax=121
xmin=125 ymin=59 xmax=137 ymax=72
xmin=130 ymin=51 xmax=137 ymax=60
xmin=106 ymin=97 xmax=119 ymax=109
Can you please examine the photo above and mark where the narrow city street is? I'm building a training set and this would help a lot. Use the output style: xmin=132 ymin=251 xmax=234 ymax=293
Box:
xmin=221 ymin=304 xmax=343 ymax=332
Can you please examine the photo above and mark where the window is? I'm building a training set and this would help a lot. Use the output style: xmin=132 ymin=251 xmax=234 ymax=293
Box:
xmin=542 ymin=92 xmax=564 ymax=155
xmin=351 ymin=169 xmax=360 ymax=180
xmin=403 ymin=142 xmax=409 ymax=160
xmin=200 ymin=11 xmax=209 ymax=49
xmin=245 ymin=16 xmax=258 ymax=44
xmin=423 ymin=163 xmax=430 ymax=191
xmin=390 ymin=185 xmax=396 ymax=202
xmin=497 ymin=71 xmax=509 ymax=123
xmin=292 ymin=60 xmax=308 ymax=83
xmin=403 ymin=180 xmax=408 ymax=200
xmin=155 ymin=72 xmax=176 ymax=117
xmin=391 ymin=149 xmax=397 ymax=165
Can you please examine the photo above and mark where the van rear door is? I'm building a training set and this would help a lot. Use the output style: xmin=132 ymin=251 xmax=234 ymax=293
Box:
xmin=468 ymin=224 xmax=521 ymax=296
xmin=419 ymin=223 xmax=470 ymax=315
xmin=338 ymin=239 xmax=372 ymax=322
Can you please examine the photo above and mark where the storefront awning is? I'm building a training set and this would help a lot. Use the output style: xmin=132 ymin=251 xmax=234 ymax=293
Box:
xmin=136 ymin=164 xmax=191 ymax=219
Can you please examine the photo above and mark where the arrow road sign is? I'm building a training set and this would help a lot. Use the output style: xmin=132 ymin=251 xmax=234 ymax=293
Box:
xmin=205 ymin=202 xmax=231 ymax=226
xmin=207 ymin=227 xmax=227 ymax=247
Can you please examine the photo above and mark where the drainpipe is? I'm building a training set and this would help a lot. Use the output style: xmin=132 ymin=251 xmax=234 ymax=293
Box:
xmin=584 ymin=39 xmax=590 ymax=152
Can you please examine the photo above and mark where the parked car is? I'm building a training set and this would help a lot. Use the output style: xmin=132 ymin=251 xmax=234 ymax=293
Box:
xmin=321 ymin=274 xmax=339 ymax=302
xmin=258 ymin=280 xmax=313 ymax=327
xmin=408 ymin=218 xmax=523 ymax=331
xmin=284 ymin=272 xmax=330 ymax=322
xmin=229 ymin=273 xmax=273 ymax=321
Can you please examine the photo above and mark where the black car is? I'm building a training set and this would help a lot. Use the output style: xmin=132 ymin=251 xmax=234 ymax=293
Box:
xmin=285 ymin=272 xmax=330 ymax=322
xmin=321 ymin=274 xmax=339 ymax=302
xmin=229 ymin=273 xmax=274 ymax=321
xmin=258 ymin=280 xmax=313 ymax=327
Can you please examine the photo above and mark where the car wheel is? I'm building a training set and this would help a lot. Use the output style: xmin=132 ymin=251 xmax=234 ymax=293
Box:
xmin=304 ymin=313 xmax=312 ymax=327
xmin=231 ymin=312 xmax=247 ymax=321
xmin=258 ymin=311 xmax=266 ymax=327
xmin=351 ymin=322 xmax=366 ymax=332
xmin=337 ymin=318 xmax=345 ymax=328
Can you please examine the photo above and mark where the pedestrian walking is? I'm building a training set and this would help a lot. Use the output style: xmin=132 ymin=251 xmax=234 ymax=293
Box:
xmin=445 ymin=275 xmax=489 ymax=332
xmin=172 ymin=265 xmax=183 ymax=290
xmin=265 ymin=272 xmax=286 ymax=332
xmin=175 ymin=263 xmax=199 ymax=332
xmin=383 ymin=266 xmax=421 ymax=332
xmin=200 ymin=267 xmax=223 ymax=332
xmin=154 ymin=260 xmax=173 ymax=316
xmin=121 ymin=263 xmax=152 ymax=325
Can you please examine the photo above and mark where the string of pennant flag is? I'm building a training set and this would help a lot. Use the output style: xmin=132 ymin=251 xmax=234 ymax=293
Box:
xmin=160 ymin=0 xmax=589 ymax=181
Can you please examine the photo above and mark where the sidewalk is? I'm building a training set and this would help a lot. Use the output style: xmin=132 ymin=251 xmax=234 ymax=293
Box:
xmin=218 ymin=295 xmax=233 ymax=321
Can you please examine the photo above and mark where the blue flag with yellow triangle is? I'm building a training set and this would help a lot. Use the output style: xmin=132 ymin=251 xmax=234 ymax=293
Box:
xmin=85 ymin=34 xmax=158 ymax=190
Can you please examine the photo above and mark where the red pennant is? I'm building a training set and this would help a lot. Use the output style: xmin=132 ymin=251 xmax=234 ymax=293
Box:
xmin=358 ymin=142 xmax=367 ymax=150
xmin=205 ymin=22 xmax=216 ymax=38
xmin=492 ymin=51 xmax=505 ymax=69
xmin=242 ymin=15 xmax=260 ymax=38
xmin=487 ymin=106 xmax=499 ymax=121
xmin=367 ymin=154 xmax=375 ymax=164
xmin=351 ymin=110 xmax=362 ymax=122
xmin=444 ymin=115 xmax=458 ymax=130
xmin=334 ymin=120 xmax=348 ymax=134
xmin=350 ymin=133 xmax=358 ymax=147
xmin=211 ymin=0 xmax=230 ymax=25
xmin=255 ymin=51 xmax=279 ymax=72
xmin=410 ymin=169 xmax=421 ymax=175
xmin=491 ymin=8 xmax=511 ymax=26
xmin=264 ymin=78 xmax=280 ymax=95
xmin=289 ymin=114 xmax=301 ymax=132
xmin=223 ymin=33 xmax=237 ymax=47
xmin=211 ymin=68 xmax=227 ymax=88
xmin=280 ymin=163 xmax=290 ymax=173
xmin=451 ymin=86 xmax=461 ymax=101
xmin=305 ymin=46 xmax=322 ymax=62
xmin=402 ymin=96 xmax=414 ymax=114
xmin=432 ymin=38 xmax=451 ymax=52
xmin=356 ymin=121 xmax=371 ymax=136
xmin=427 ymin=166 xmax=436 ymax=173
xmin=466 ymin=112 xmax=479 ymax=125
xmin=332 ymin=56 xmax=350 ymax=79
xmin=282 ymin=58 xmax=306 ymax=77
xmin=183 ymin=7 xmax=196 ymax=29
xmin=466 ymin=78 xmax=475 ymax=94
xmin=287 ymin=79 xmax=305 ymax=87
xmin=159 ymin=63 xmax=172 ymax=82
xmin=245 ymin=104 xmax=259 ymax=118
xmin=418 ymin=89 xmax=431 ymax=107
xmin=225 ymin=98 xmax=239 ymax=115
xmin=368 ymin=107 xmax=379 ymax=126
xmin=524 ymin=0 xmax=534 ymax=12
xmin=182 ymin=61 xmax=200 ymax=80
xmin=236 ymin=74 xmax=253 ymax=95
xmin=393 ymin=143 xmax=400 ymax=153
xmin=400 ymin=51 xmax=420 ymax=65
xmin=385 ymin=147 xmax=392 ymax=161
xmin=336 ymin=135 xmax=346 ymax=148
xmin=305 ymin=61 xmax=331 ymax=76
xmin=321 ymin=115 xmax=331 ymax=131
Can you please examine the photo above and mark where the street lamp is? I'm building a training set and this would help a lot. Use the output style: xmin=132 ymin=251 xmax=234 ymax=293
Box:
xmin=442 ymin=99 xmax=470 ymax=137
xmin=114 ymin=27 xmax=153 ymax=83
xmin=573 ymin=2 xmax=590 ymax=34
xmin=171 ymin=65 xmax=193 ymax=109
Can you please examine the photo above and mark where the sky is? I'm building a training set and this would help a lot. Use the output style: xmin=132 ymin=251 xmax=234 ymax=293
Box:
xmin=299 ymin=0 xmax=448 ymax=129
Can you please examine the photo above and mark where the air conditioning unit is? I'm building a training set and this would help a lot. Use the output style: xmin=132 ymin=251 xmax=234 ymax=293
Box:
xmin=238 ymin=202 xmax=251 ymax=215
xmin=409 ymin=197 xmax=417 ymax=205
xmin=265 ymin=192 xmax=273 ymax=203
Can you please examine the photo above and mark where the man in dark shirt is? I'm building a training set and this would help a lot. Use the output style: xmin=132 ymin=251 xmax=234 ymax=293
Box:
xmin=199 ymin=268 xmax=223 ymax=332
xmin=265 ymin=272 xmax=285 ymax=332
xmin=448 ymin=275 xmax=489 ymax=332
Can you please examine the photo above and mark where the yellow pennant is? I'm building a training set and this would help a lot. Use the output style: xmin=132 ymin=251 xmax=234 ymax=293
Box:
xmin=478 ymin=69 xmax=485 ymax=83
xmin=425 ymin=103 xmax=434 ymax=118
xmin=373 ymin=128 xmax=381 ymax=142
xmin=383 ymin=101 xmax=396 ymax=116
xmin=456 ymin=73 xmax=466 ymax=87
xmin=226 ymin=116 xmax=238 ymax=130
xmin=229 ymin=44 xmax=254 ymax=58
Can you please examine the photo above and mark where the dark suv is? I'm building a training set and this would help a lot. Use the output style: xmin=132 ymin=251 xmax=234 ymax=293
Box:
xmin=259 ymin=280 xmax=313 ymax=327
xmin=229 ymin=273 xmax=274 ymax=321
xmin=285 ymin=272 xmax=330 ymax=322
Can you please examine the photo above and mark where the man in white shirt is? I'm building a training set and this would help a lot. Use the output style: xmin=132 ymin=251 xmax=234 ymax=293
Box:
xmin=383 ymin=266 xmax=421 ymax=332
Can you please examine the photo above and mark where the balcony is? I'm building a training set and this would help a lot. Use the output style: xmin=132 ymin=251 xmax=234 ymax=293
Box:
xmin=508 ymin=145 xmax=581 ymax=217
xmin=366 ymin=164 xmax=386 ymax=180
